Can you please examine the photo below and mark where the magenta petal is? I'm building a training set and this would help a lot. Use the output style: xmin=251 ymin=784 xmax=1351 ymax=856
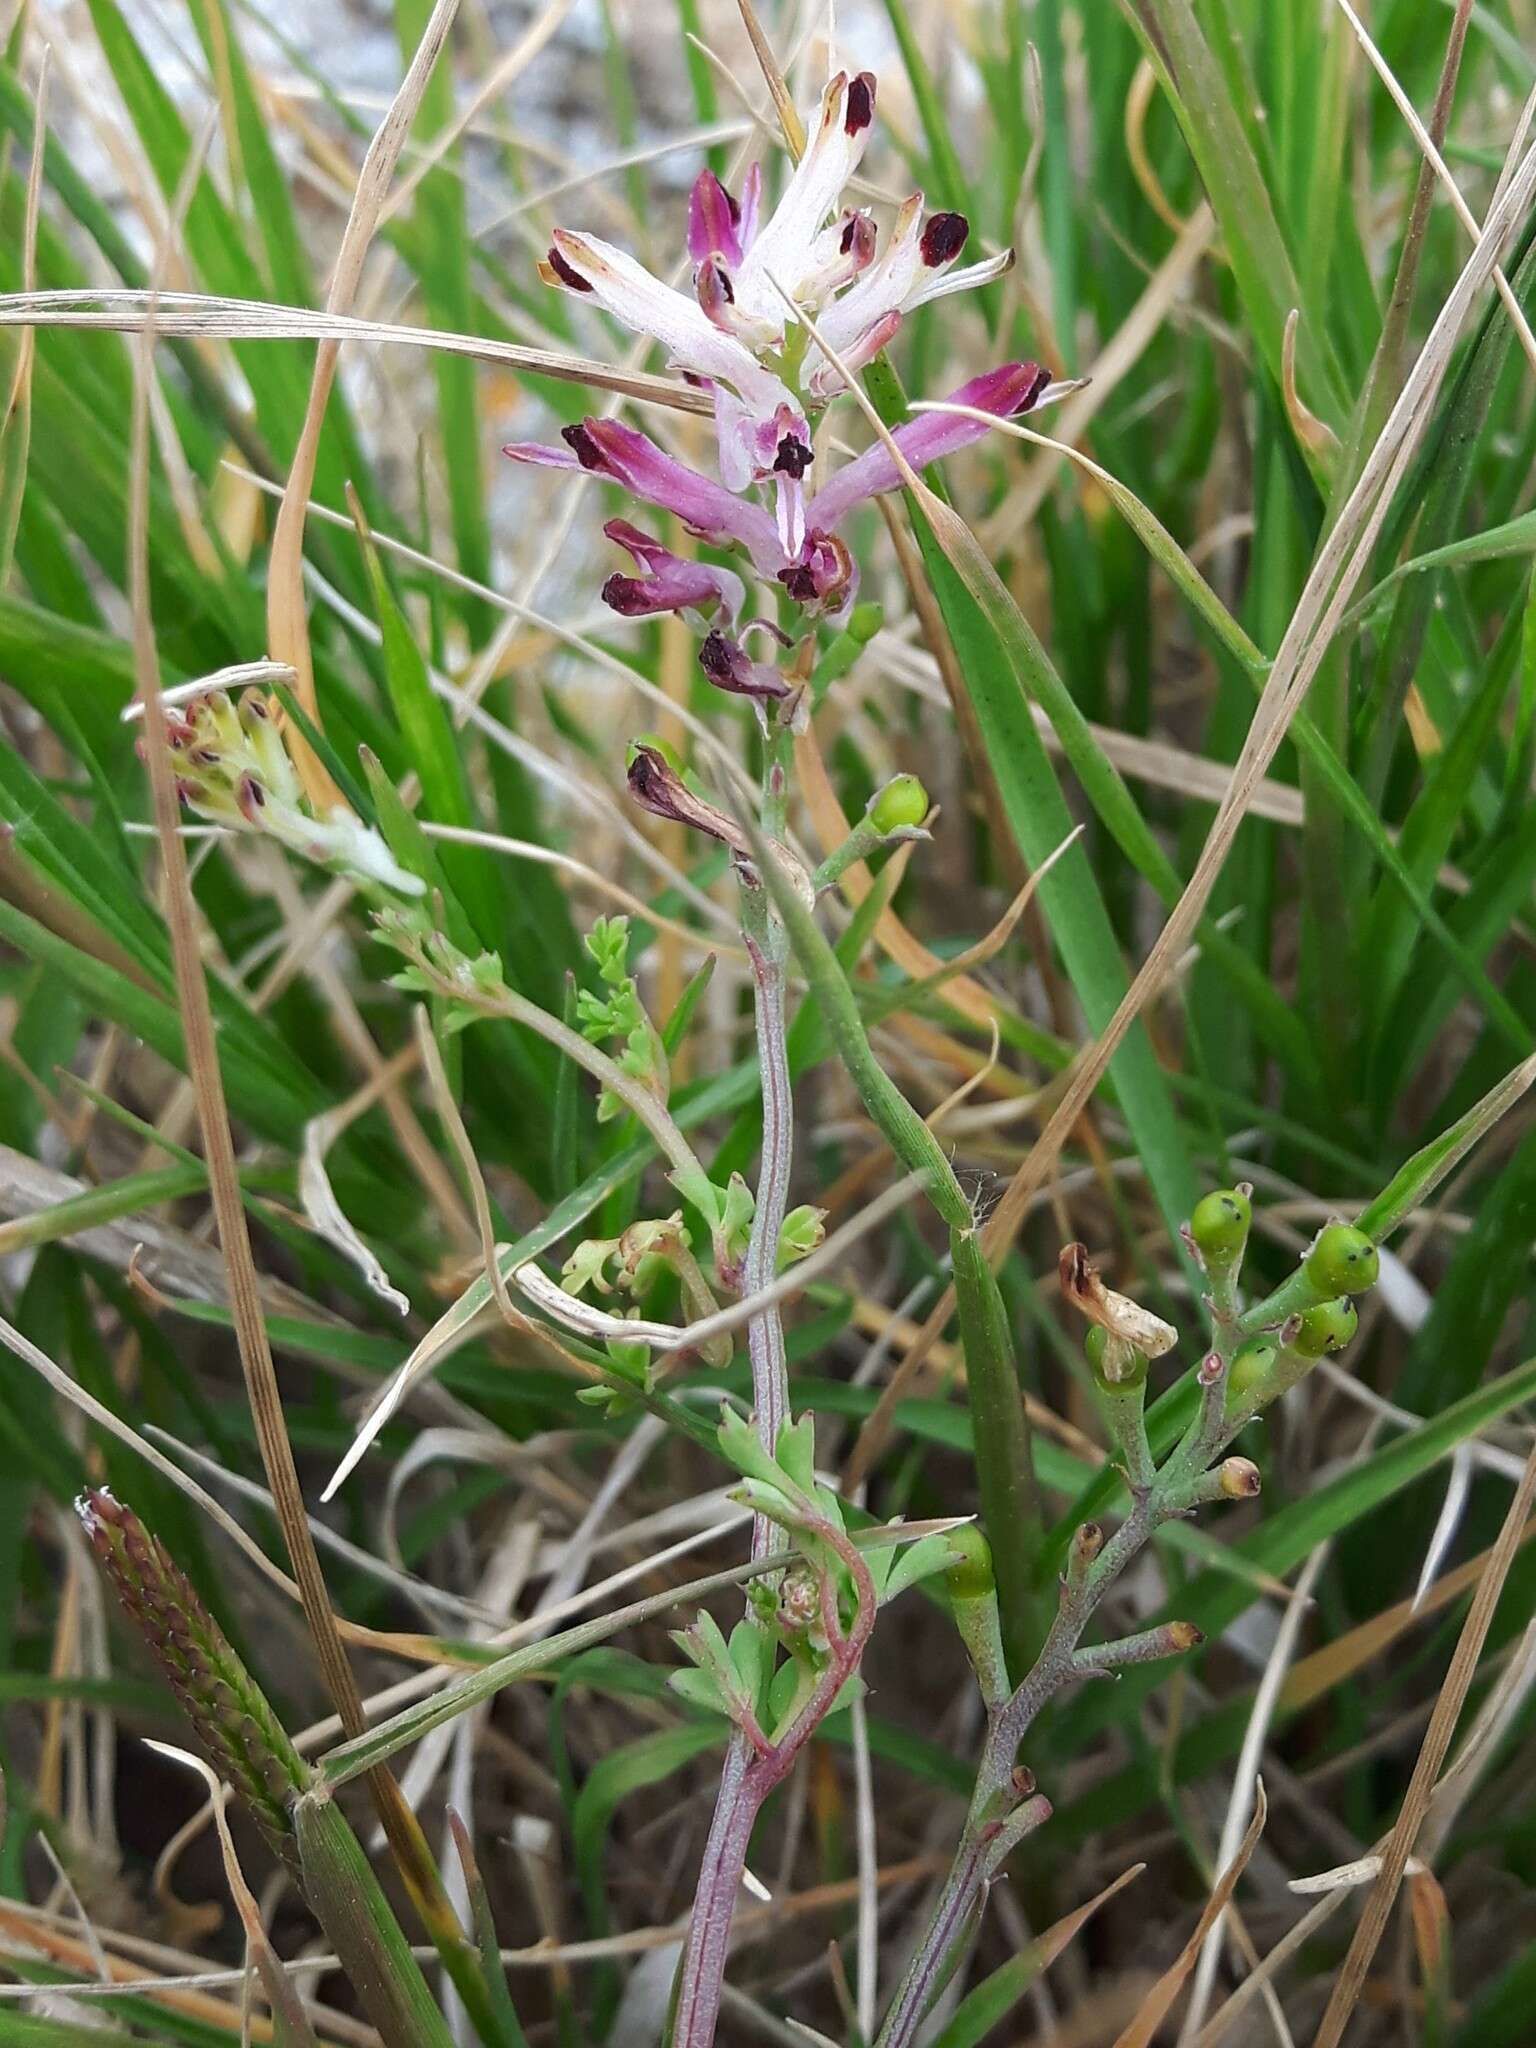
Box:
xmin=688 ymin=170 xmax=744 ymax=266
xmin=581 ymin=419 xmax=781 ymax=559
xmin=512 ymin=416 xmax=785 ymax=575
xmin=805 ymin=362 xmax=1051 ymax=532
xmin=600 ymin=519 xmax=744 ymax=621
xmin=502 ymin=439 xmax=582 ymax=471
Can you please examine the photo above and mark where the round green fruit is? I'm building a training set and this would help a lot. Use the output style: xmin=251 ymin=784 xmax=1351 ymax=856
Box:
xmin=1292 ymin=1296 xmax=1359 ymax=1358
xmin=1304 ymin=1224 xmax=1379 ymax=1297
xmin=869 ymin=774 xmax=930 ymax=834
xmin=1189 ymin=1188 xmax=1252 ymax=1267
xmin=944 ymin=1524 xmax=995 ymax=1601
xmin=1085 ymin=1323 xmax=1146 ymax=1388
xmin=1225 ymin=1339 xmax=1278 ymax=1413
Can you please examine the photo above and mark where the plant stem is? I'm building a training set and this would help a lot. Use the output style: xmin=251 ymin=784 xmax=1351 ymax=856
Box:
xmin=672 ymin=1737 xmax=761 ymax=2048
xmin=673 ymin=732 xmax=800 ymax=2045
xmin=673 ymin=1531 xmax=878 ymax=2048
xmin=742 ymin=908 xmax=793 ymax=1555
xmin=951 ymin=1227 xmax=1041 ymax=1677
xmin=874 ymin=1494 xmax=1161 ymax=2048
xmin=741 ymin=805 xmax=1042 ymax=1663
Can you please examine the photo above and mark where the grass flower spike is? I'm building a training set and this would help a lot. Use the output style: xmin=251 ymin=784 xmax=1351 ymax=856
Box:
xmin=77 ymin=1489 xmax=306 ymax=1855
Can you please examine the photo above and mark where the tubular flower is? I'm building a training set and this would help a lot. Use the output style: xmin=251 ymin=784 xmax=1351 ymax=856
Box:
xmin=528 ymin=63 xmax=1044 ymax=552
xmin=506 ymin=361 xmax=1055 ymax=625
xmin=600 ymin=519 xmax=744 ymax=623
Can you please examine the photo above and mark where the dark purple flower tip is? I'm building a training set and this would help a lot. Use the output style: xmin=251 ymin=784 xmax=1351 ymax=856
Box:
xmin=696 ymin=259 xmax=738 ymax=329
xmin=845 ymin=72 xmax=876 ymax=135
xmin=601 ymin=574 xmax=651 ymax=616
xmin=560 ymin=422 xmax=606 ymax=471
xmin=1011 ymin=362 xmax=1053 ymax=413
xmin=778 ymin=531 xmax=855 ymax=615
xmin=545 ymin=246 xmax=593 ymax=292
xmin=839 ymin=211 xmax=877 ymax=266
xmin=921 ymin=211 xmax=971 ymax=268
xmin=773 ymin=433 xmax=814 ymax=480
xmin=694 ymin=257 xmax=735 ymax=307
xmin=698 ymin=630 xmax=736 ymax=684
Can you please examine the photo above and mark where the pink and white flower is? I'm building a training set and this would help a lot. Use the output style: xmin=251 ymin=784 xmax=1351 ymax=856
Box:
xmin=505 ymin=360 xmax=1054 ymax=627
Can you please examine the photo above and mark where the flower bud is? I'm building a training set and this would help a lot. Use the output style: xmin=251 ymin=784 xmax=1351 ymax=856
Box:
xmin=1189 ymin=1187 xmax=1252 ymax=1269
xmin=1292 ymin=1295 xmax=1360 ymax=1357
xmin=868 ymin=773 xmax=930 ymax=835
xmin=1304 ymin=1223 xmax=1379 ymax=1297
xmin=1072 ymin=1521 xmax=1105 ymax=1568
xmin=1217 ymin=1456 xmax=1262 ymax=1499
xmin=1167 ymin=1620 xmax=1205 ymax=1652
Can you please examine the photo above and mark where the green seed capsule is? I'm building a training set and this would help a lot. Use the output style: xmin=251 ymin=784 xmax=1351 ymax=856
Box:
xmin=869 ymin=774 xmax=930 ymax=835
xmin=944 ymin=1524 xmax=996 ymax=1602
xmin=1085 ymin=1323 xmax=1146 ymax=1389
xmin=1304 ymin=1224 xmax=1379 ymax=1297
xmin=1226 ymin=1339 xmax=1278 ymax=1414
xmin=1189 ymin=1188 xmax=1252 ymax=1267
xmin=847 ymin=601 xmax=884 ymax=644
xmin=1292 ymin=1296 xmax=1359 ymax=1358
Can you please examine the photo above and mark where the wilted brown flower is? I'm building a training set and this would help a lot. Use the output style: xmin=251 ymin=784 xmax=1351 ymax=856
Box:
xmin=1058 ymin=1242 xmax=1178 ymax=1378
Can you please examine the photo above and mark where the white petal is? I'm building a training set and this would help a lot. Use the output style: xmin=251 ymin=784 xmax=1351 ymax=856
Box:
xmin=906 ymin=247 xmax=1015 ymax=310
xmin=735 ymin=72 xmax=874 ymax=318
xmin=776 ymin=476 xmax=806 ymax=559
xmin=809 ymin=194 xmax=926 ymax=359
xmin=552 ymin=230 xmax=789 ymax=411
